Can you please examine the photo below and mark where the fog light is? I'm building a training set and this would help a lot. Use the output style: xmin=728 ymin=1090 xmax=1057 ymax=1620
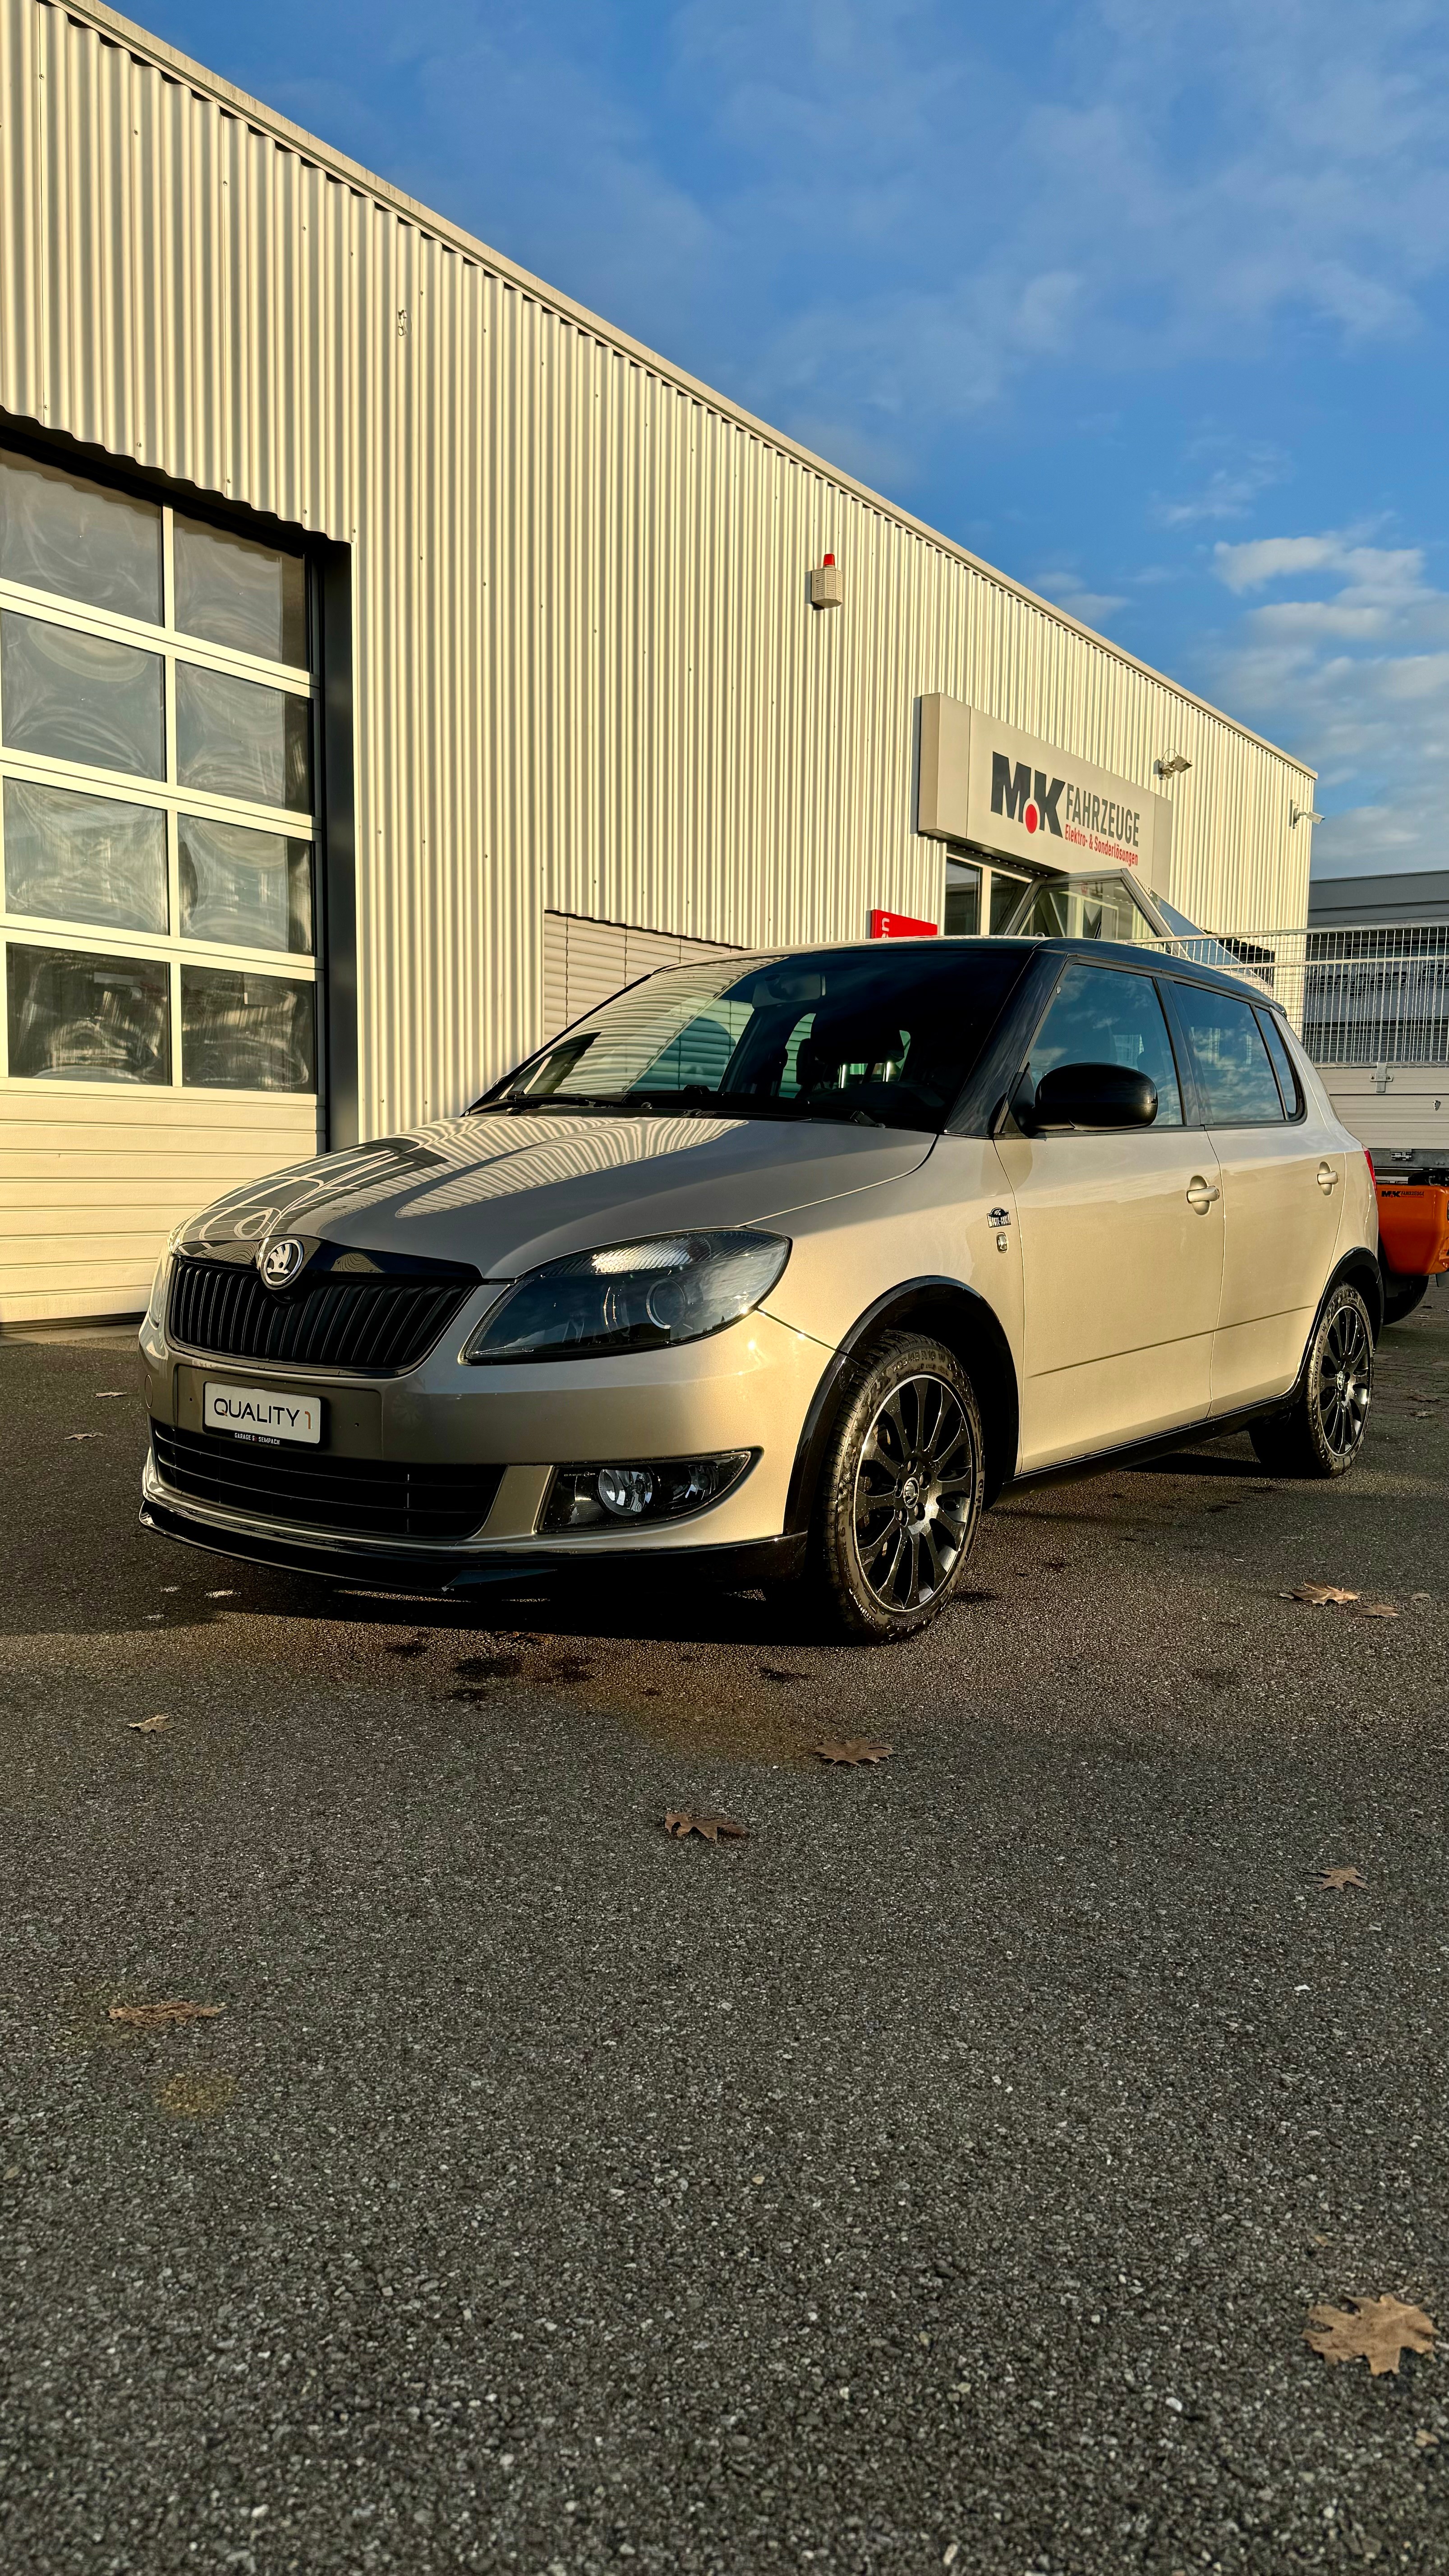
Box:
xmin=597 ymin=1465 xmax=654 ymax=1517
xmin=543 ymin=1451 xmax=753 ymax=1533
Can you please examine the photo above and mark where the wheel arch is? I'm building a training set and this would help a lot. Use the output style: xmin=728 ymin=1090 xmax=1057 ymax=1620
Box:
xmin=782 ymin=1277 xmax=1021 ymax=1532
xmin=1326 ymin=1242 xmax=1385 ymax=1343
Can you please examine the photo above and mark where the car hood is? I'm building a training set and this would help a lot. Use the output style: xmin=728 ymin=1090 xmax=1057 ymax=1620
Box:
xmin=180 ymin=1110 xmax=936 ymax=1277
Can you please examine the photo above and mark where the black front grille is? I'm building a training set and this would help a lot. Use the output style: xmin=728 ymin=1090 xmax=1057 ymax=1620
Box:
xmin=152 ymin=1424 xmax=503 ymax=1541
xmin=169 ymin=1256 xmax=477 ymax=1373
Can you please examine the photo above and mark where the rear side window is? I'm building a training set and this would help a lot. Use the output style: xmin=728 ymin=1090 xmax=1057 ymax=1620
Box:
xmin=1025 ymin=961 xmax=1183 ymax=1125
xmin=1258 ymin=1010 xmax=1305 ymax=1118
xmin=1170 ymin=982 xmax=1283 ymax=1125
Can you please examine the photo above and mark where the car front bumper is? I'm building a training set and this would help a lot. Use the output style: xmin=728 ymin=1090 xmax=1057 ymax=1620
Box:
xmin=139 ymin=1295 xmax=828 ymax=1588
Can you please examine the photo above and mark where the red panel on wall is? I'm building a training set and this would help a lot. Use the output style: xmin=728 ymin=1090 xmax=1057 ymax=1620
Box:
xmin=869 ymin=909 xmax=939 ymax=940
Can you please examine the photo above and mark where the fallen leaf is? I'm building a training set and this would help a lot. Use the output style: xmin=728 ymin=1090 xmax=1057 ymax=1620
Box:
xmin=205 ymin=1588 xmax=235 ymax=1599
xmin=1316 ymin=1865 xmax=1367 ymax=1893
xmin=1353 ymin=1600 xmax=1398 ymax=1619
xmin=94 ymin=1389 xmax=128 ymax=1398
xmin=64 ymin=1431 xmax=103 ymax=1442
xmin=1415 ymin=2429 xmax=1440 ymax=2450
xmin=1285 ymin=1582 xmax=1359 ymax=1606
xmin=126 ymin=1714 xmax=170 ymax=1734
xmin=108 ymin=1999 xmax=225 ymax=2028
xmin=157 ymin=2070 xmax=236 ymax=2118
xmin=662 ymin=1811 xmax=747 ymax=1842
xmin=1305 ymin=2294 xmax=1435 ymax=2376
xmin=814 ymin=1738 xmax=894 ymax=1765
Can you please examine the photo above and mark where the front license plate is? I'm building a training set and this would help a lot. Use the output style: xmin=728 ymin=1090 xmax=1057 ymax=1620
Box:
xmin=203 ymin=1381 xmax=323 ymax=1445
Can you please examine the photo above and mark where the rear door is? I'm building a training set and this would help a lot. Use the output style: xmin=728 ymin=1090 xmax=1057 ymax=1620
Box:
xmin=1164 ymin=980 xmax=1346 ymax=1412
xmin=994 ymin=960 xmax=1225 ymax=1471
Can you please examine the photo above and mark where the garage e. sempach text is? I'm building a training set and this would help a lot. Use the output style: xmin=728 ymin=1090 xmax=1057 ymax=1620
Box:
xmin=991 ymin=752 xmax=1145 ymax=871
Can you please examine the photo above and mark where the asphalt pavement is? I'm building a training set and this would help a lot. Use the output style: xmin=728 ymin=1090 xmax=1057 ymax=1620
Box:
xmin=3 ymin=1293 xmax=1449 ymax=2576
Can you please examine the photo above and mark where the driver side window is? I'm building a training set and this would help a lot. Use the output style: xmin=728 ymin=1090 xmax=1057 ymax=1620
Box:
xmin=1026 ymin=962 xmax=1183 ymax=1126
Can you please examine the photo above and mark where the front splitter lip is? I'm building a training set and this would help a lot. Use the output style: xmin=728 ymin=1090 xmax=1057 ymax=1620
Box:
xmin=138 ymin=1483 xmax=806 ymax=1596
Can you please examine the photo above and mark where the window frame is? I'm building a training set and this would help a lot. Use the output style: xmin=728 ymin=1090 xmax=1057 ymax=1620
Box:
xmin=1256 ymin=1005 xmax=1307 ymax=1123
xmin=1006 ymin=953 xmax=1192 ymax=1136
xmin=0 ymin=439 xmax=319 ymax=1099
xmin=1162 ymin=974 xmax=1288 ymax=1132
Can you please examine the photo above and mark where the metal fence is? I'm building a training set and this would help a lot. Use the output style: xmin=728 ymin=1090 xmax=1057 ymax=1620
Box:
xmin=1142 ymin=923 xmax=1449 ymax=1067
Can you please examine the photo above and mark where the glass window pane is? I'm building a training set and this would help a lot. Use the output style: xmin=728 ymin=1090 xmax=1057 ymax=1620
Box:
xmin=178 ymin=813 xmax=312 ymax=953
xmin=943 ymin=859 xmax=980 ymax=937
xmin=1 ymin=611 xmax=164 ymax=777
xmin=175 ymin=663 xmax=312 ymax=811
xmin=1259 ymin=1009 xmax=1304 ymax=1117
xmin=1026 ymin=961 xmax=1183 ymax=1125
xmin=3 ymin=778 xmax=167 ymax=934
xmin=990 ymin=873 xmax=1027 ymax=934
xmin=1013 ymin=874 xmax=1160 ymax=945
xmin=6 ymin=941 xmax=170 ymax=1082
xmin=181 ymin=965 xmax=316 ymax=1090
xmin=174 ymin=515 xmax=307 ymax=665
xmin=0 ymin=448 xmax=161 ymax=623
xmin=1171 ymin=982 xmax=1284 ymax=1125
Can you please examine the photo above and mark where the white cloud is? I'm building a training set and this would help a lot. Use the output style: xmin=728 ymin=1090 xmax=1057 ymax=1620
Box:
xmin=1210 ymin=525 xmax=1449 ymax=872
xmin=1033 ymin=571 xmax=1130 ymax=629
xmin=1153 ymin=445 xmax=1291 ymax=528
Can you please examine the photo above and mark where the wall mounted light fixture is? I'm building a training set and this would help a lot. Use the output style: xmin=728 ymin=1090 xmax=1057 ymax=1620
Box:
xmin=1155 ymin=753 xmax=1191 ymax=780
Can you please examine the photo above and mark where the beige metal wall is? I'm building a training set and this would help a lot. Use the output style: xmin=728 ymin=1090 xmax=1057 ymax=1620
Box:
xmin=0 ymin=0 xmax=1317 ymax=1317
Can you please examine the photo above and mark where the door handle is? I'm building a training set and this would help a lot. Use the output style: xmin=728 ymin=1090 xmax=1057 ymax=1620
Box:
xmin=1186 ymin=1176 xmax=1220 ymax=1211
xmin=1317 ymin=1161 xmax=1340 ymax=1193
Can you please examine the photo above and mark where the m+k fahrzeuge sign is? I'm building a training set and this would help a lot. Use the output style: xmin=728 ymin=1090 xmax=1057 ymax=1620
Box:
xmin=915 ymin=695 xmax=1174 ymax=892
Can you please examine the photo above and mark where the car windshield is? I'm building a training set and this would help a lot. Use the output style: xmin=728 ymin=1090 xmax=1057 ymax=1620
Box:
xmin=478 ymin=943 xmax=1030 ymax=1135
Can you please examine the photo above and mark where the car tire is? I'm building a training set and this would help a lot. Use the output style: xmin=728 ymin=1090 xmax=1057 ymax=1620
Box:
xmin=808 ymin=1330 xmax=985 ymax=1641
xmin=1248 ymin=1282 xmax=1375 ymax=1479
xmin=1381 ymin=1271 xmax=1429 ymax=1327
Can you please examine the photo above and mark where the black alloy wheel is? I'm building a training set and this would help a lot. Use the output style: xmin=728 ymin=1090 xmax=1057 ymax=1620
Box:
xmin=1250 ymin=1282 xmax=1375 ymax=1479
xmin=811 ymin=1330 xmax=985 ymax=1639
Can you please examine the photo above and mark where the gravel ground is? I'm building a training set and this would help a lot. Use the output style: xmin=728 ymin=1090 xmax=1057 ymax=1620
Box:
xmin=2 ymin=1292 xmax=1448 ymax=2576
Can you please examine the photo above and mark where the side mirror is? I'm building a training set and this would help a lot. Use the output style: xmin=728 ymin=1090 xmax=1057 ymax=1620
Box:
xmin=1032 ymin=1062 xmax=1158 ymax=1130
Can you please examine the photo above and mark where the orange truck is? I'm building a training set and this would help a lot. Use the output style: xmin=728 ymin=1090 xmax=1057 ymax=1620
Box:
xmin=1374 ymin=1164 xmax=1449 ymax=1324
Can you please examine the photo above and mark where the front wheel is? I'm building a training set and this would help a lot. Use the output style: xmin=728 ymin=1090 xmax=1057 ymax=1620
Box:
xmin=1249 ymin=1283 xmax=1374 ymax=1479
xmin=810 ymin=1331 xmax=985 ymax=1641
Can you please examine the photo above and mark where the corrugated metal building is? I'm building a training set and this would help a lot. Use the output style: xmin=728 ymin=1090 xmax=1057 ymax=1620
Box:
xmin=0 ymin=0 xmax=1318 ymax=1325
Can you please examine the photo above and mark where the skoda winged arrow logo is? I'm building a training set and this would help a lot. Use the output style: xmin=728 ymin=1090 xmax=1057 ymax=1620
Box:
xmin=258 ymin=1236 xmax=307 ymax=1290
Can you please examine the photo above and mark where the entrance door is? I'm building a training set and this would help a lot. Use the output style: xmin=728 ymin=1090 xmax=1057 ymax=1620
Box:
xmin=1164 ymin=981 xmax=1347 ymax=1411
xmin=994 ymin=960 xmax=1226 ymax=1471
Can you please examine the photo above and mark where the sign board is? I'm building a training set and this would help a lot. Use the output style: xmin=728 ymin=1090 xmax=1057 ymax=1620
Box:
xmin=917 ymin=695 xmax=1173 ymax=892
xmin=870 ymin=908 xmax=938 ymax=940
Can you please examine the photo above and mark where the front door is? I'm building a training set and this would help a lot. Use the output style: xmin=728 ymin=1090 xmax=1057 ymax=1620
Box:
xmin=994 ymin=960 xmax=1226 ymax=1472
xmin=1164 ymin=981 xmax=1346 ymax=1410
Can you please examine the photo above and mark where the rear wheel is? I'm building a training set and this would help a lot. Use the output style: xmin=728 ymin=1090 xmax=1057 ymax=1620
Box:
xmin=1382 ymin=1271 xmax=1429 ymax=1327
xmin=1249 ymin=1283 xmax=1374 ymax=1479
xmin=810 ymin=1331 xmax=984 ymax=1641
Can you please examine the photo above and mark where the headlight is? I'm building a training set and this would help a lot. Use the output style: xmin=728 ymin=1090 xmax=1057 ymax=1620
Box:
xmin=143 ymin=1245 xmax=175 ymax=1333
xmin=462 ymin=1231 xmax=790 ymax=1365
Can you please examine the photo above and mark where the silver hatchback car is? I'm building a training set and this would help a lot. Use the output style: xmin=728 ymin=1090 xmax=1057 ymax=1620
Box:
xmin=139 ymin=936 xmax=1381 ymax=1639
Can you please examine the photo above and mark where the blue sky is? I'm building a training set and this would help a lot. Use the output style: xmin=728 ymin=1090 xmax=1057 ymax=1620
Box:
xmin=143 ymin=0 xmax=1449 ymax=881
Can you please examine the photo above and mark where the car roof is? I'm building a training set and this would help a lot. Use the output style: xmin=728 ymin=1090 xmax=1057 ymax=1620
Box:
xmin=733 ymin=933 xmax=1279 ymax=1009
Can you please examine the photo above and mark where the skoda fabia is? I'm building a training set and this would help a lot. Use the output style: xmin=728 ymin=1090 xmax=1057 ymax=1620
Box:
xmin=139 ymin=936 xmax=1381 ymax=1640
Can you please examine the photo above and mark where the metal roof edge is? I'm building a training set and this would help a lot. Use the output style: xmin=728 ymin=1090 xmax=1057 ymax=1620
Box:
xmin=59 ymin=0 xmax=1316 ymax=784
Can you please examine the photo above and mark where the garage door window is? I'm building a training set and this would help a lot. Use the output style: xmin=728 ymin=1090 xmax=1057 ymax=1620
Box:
xmin=0 ymin=442 xmax=317 ymax=1095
